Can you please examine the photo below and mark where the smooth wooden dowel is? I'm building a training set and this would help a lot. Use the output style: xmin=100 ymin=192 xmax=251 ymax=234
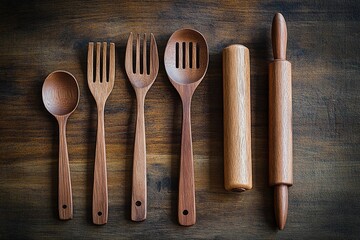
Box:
xmin=57 ymin=116 xmax=73 ymax=220
xmin=223 ymin=45 xmax=252 ymax=192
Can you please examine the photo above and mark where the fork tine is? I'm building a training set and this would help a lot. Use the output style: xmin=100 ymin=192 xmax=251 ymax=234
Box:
xmin=143 ymin=33 xmax=147 ymax=75
xmin=109 ymin=43 xmax=115 ymax=83
xmin=125 ymin=33 xmax=134 ymax=74
xmin=102 ymin=42 xmax=107 ymax=82
xmin=136 ymin=34 xmax=140 ymax=74
xmin=150 ymin=33 xmax=159 ymax=74
xmin=88 ymin=42 xmax=94 ymax=83
xmin=96 ymin=42 xmax=101 ymax=82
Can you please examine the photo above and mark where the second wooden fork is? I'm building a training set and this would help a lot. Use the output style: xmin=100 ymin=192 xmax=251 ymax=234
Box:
xmin=125 ymin=33 xmax=159 ymax=221
xmin=88 ymin=42 xmax=115 ymax=225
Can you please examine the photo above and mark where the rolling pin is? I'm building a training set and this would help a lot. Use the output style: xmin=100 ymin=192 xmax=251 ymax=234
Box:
xmin=269 ymin=13 xmax=293 ymax=230
xmin=223 ymin=45 xmax=252 ymax=192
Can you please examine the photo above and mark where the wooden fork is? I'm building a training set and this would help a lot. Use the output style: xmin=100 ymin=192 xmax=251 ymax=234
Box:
xmin=125 ymin=33 xmax=159 ymax=221
xmin=87 ymin=42 xmax=115 ymax=225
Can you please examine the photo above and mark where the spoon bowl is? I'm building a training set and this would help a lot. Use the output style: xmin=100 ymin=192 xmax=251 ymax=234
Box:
xmin=164 ymin=28 xmax=208 ymax=86
xmin=42 ymin=71 xmax=79 ymax=116
xmin=42 ymin=70 xmax=79 ymax=220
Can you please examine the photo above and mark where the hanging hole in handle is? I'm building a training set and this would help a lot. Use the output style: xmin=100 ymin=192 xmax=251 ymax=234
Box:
xmin=183 ymin=210 xmax=188 ymax=215
xmin=62 ymin=205 xmax=67 ymax=209
xmin=97 ymin=211 xmax=102 ymax=216
xmin=135 ymin=201 xmax=142 ymax=206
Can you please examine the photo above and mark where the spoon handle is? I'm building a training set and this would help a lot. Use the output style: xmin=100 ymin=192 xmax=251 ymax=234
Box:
xmin=178 ymin=100 xmax=196 ymax=226
xmin=131 ymin=94 xmax=147 ymax=221
xmin=92 ymin=106 xmax=108 ymax=225
xmin=58 ymin=117 xmax=73 ymax=220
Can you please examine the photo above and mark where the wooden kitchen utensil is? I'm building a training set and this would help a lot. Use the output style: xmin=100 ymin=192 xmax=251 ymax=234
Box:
xmin=269 ymin=13 xmax=293 ymax=230
xmin=164 ymin=28 xmax=209 ymax=226
xmin=88 ymin=42 xmax=115 ymax=225
xmin=125 ymin=33 xmax=159 ymax=222
xmin=223 ymin=45 xmax=252 ymax=192
xmin=42 ymin=70 xmax=79 ymax=220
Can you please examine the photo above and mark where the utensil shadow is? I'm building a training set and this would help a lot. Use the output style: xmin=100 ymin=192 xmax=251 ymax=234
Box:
xmin=120 ymin=44 xmax=136 ymax=222
xmin=170 ymin=88 xmax=182 ymax=225
xmin=248 ymin=30 xmax=276 ymax=230
xmin=206 ymin=52 xmax=225 ymax=193
xmin=76 ymin=41 xmax=96 ymax=225
xmin=37 ymin=77 xmax=59 ymax=220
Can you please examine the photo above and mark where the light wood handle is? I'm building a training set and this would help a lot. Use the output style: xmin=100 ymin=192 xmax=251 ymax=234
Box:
xmin=269 ymin=61 xmax=293 ymax=186
xmin=178 ymin=100 xmax=196 ymax=226
xmin=93 ymin=106 xmax=108 ymax=225
xmin=223 ymin=45 xmax=252 ymax=192
xmin=57 ymin=116 xmax=73 ymax=220
xmin=131 ymin=94 xmax=147 ymax=221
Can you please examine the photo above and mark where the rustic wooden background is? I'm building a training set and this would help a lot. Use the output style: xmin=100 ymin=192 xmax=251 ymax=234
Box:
xmin=1 ymin=0 xmax=359 ymax=239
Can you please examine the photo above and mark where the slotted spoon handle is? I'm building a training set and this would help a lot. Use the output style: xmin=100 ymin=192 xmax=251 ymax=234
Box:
xmin=178 ymin=99 xmax=196 ymax=226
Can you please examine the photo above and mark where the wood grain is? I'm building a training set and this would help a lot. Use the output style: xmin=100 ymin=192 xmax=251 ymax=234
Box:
xmin=88 ymin=42 xmax=115 ymax=225
xmin=223 ymin=45 xmax=252 ymax=192
xmin=42 ymin=70 xmax=79 ymax=220
xmin=125 ymin=33 xmax=159 ymax=221
xmin=0 ymin=0 xmax=360 ymax=239
xmin=269 ymin=13 xmax=292 ymax=230
xmin=269 ymin=61 xmax=293 ymax=186
xmin=164 ymin=28 xmax=209 ymax=226
xmin=57 ymin=115 xmax=74 ymax=220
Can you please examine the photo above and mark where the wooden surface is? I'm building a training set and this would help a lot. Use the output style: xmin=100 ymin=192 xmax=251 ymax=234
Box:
xmin=0 ymin=0 xmax=360 ymax=239
xmin=223 ymin=45 xmax=252 ymax=192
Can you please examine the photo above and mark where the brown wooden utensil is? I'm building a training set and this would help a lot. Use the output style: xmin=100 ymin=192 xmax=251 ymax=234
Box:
xmin=269 ymin=13 xmax=293 ymax=230
xmin=125 ymin=33 xmax=159 ymax=221
xmin=223 ymin=45 xmax=252 ymax=192
xmin=164 ymin=28 xmax=209 ymax=226
xmin=42 ymin=70 xmax=79 ymax=220
xmin=88 ymin=42 xmax=115 ymax=225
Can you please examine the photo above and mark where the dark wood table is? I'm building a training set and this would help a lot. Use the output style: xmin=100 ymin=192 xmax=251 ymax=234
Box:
xmin=1 ymin=1 xmax=359 ymax=239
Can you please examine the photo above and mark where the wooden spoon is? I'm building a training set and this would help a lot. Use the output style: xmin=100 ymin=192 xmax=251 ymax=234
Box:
xmin=42 ymin=70 xmax=79 ymax=220
xmin=164 ymin=28 xmax=209 ymax=226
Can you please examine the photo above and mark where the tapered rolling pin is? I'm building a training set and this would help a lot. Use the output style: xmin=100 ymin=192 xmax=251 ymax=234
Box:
xmin=269 ymin=13 xmax=293 ymax=230
xmin=223 ymin=45 xmax=252 ymax=192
